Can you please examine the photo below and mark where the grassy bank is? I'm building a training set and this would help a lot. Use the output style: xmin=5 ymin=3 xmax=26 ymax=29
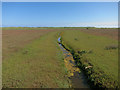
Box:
xmin=60 ymin=30 xmax=118 ymax=88
xmin=3 ymin=30 xmax=69 ymax=88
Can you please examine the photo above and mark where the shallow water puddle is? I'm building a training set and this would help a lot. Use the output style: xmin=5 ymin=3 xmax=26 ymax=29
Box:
xmin=58 ymin=40 xmax=89 ymax=88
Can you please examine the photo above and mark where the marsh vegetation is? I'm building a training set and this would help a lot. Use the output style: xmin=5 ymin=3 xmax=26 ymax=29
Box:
xmin=2 ymin=27 xmax=118 ymax=88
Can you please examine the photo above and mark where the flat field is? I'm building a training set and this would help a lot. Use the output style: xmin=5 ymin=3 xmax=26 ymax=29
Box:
xmin=2 ymin=27 xmax=118 ymax=88
xmin=79 ymin=28 xmax=118 ymax=40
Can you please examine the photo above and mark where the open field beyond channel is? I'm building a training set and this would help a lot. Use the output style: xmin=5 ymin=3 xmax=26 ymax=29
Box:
xmin=60 ymin=28 xmax=118 ymax=88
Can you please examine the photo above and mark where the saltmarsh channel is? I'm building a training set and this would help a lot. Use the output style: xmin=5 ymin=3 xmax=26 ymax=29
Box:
xmin=58 ymin=37 xmax=90 ymax=88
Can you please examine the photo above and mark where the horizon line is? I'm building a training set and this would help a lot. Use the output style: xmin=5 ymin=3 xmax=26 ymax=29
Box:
xmin=1 ymin=26 xmax=118 ymax=28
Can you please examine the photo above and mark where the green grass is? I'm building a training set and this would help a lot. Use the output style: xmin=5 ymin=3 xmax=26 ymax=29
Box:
xmin=3 ymin=31 xmax=70 ymax=88
xmin=61 ymin=30 xmax=118 ymax=88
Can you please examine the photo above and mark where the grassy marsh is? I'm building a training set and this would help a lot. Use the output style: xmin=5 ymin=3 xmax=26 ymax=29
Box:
xmin=2 ymin=28 xmax=70 ymax=88
xmin=61 ymin=29 xmax=118 ymax=88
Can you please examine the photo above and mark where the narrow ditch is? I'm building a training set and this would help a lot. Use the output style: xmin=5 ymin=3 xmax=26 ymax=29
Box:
xmin=58 ymin=37 xmax=90 ymax=88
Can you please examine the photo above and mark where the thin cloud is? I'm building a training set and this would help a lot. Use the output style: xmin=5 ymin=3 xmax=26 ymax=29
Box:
xmin=67 ymin=22 xmax=118 ymax=28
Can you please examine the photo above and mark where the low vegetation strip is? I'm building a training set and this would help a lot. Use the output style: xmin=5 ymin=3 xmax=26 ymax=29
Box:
xmin=60 ymin=30 xmax=118 ymax=88
xmin=2 ymin=28 xmax=56 ymax=60
xmin=3 ymin=31 xmax=69 ymax=88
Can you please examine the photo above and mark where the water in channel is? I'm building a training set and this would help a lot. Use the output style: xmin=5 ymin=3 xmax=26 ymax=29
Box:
xmin=58 ymin=37 xmax=90 ymax=88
